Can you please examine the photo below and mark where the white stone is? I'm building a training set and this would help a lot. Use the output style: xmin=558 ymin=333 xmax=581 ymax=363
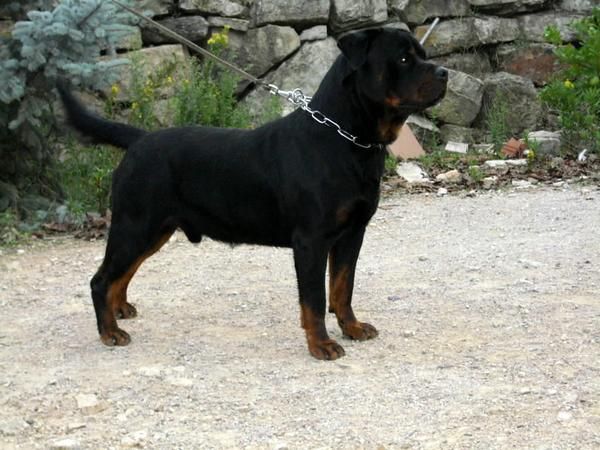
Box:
xmin=50 ymin=438 xmax=81 ymax=450
xmin=395 ymin=162 xmax=431 ymax=184
xmin=436 ymin=169 xmax=462 ymax=183
xmin=527 ymin=130 xmax=562 ymax=156
xmin=445 ymin=141 xmax=469 ymax=153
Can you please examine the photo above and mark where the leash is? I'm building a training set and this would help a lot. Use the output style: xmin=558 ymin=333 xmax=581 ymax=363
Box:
xmin=109 ymin=0 xmax=438 ymax=150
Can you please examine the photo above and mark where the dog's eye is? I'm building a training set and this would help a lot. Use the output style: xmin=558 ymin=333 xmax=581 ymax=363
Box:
xmin=400 ymin=57 xmax=408 ymax=64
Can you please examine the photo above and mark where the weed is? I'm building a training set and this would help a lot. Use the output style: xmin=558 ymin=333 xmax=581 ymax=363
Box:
xmin=0 ymin=209 xmax=24 ymax=245
xmin=484 ymin=91 xmax=511 ymax=152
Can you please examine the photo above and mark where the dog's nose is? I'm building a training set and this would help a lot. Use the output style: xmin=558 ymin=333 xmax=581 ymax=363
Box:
xmin=434 ymin=67 xmax=448 ymax=81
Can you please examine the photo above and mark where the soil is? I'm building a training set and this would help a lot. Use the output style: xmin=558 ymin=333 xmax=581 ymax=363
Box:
xmin=1 ymin=184 xmax=599 ymax=449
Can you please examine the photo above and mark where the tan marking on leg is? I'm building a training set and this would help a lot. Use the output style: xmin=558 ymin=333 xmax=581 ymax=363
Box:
xmin=300 ymin=304 xmax=345 ymax=360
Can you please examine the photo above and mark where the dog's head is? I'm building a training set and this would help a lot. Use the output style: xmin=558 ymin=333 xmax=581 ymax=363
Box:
xmin=338 ymin=27 xmax=447 ymax=115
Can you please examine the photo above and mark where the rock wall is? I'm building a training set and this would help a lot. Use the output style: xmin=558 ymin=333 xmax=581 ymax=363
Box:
xmin=7 ymin=0 xmax=597 ymax=145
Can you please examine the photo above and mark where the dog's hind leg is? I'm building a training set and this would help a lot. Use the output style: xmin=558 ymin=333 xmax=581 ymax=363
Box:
xmin=91 ymin=224 xmax=175 ymax=346
xmin=293 ymin=232 xmax=345 ymax=360
xmin=328 ymin=226 xmax=378 ymax=341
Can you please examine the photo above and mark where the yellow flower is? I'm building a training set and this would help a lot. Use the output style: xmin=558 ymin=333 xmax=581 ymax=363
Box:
xmin=564 ymin=79 xmax=575 ymax=89
xmin=131 ymin=102 xmax=138 ymax=110
xmin=166 ymin=75 xmax=174 ymax=84
xmin=111 ymin=84 xmax=120 ymax=95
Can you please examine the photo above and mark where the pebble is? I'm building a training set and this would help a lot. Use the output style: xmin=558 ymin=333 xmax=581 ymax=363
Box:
xmin=49 ymin=438 xmax=81 ymax=450
xmin=76 ymin=393 xmax=106 ymax=414
xmin=121 ymin=430 xmax=148 ymax=448
xmin=557 ymin=411 xmax=573 ymax=422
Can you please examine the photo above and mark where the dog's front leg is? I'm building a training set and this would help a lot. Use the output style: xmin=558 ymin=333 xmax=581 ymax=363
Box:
xmin=293 ymin=232 xmax=345 ymax=360
xmin=328 ymin=226 xmax=378 ymax=340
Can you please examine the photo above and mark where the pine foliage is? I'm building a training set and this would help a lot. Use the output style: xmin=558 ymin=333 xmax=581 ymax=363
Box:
xmin=0 ymin=0 xmax=136 ymax=152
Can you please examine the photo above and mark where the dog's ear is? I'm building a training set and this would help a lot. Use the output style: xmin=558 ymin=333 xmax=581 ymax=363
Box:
xmin=337 ymin=28 xmax=382 ymax=69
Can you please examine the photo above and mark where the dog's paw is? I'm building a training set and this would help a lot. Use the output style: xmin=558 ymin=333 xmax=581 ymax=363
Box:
xmin=100 ymin=328 xmax=131 ymax=346
xmin=342 ymin=322 xmax=378 ymax=341
xmin=116 ymin=302 xmax=137 ymax=319
xmin=308 ymin=339 xmax=346 ymax=360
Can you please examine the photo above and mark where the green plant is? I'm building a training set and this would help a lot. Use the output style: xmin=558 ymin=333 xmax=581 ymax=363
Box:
xmin=0 ymin=209 xmax=24 ymax=245
xmin=484 ymin=91 xmax=511 ymax=152
xmin=467 ymin=165 xmax=485 ymax=183
xmin=541 ymin=9 xmax=600 ymax=154
xmin=58 ymin=141 xmax=121 ymax=215
xmin=173 ymin=27 xmax=250 ymax=128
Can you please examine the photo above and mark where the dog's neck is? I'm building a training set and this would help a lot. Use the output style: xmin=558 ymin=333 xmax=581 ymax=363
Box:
xmin=309 ymin=56 xmax=409 ymax=147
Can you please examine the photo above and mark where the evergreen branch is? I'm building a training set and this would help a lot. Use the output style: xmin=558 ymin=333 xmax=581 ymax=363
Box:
xmin=77 ymin=2 xmax=103 ymax=28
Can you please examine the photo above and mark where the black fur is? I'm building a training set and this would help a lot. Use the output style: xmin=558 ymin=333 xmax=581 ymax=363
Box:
xmin=60 ymin=28 xmax=447 ymax=360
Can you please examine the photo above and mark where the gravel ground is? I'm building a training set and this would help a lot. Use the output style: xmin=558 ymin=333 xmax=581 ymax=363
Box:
xmin=1 ymin=185 xmax=599 ymax=449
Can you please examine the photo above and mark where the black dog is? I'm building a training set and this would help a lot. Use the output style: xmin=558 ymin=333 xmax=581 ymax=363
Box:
xmin=59 ymin=27 xmax=447 ymax=360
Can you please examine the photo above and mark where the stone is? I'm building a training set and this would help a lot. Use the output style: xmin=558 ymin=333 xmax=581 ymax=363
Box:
xmin=179 ymin=0 xmax=247 ymax=18
xmin=49 ymin=439 xmax=81 ymax=450
xmin=428 ymin=69 xmax=484 ymax=127
xmin=482 ymin=175 xmax=498 ymax=189
xmin=207 ymin=17 xmax=250 ymax=32
xmin=527 ymin=130 xmax=562 ymax=156
xmin=254 ymin=0 xmax=330 ymax=27
xmin=105 ymin=44 xmax=187 ymax=102
xmin=141 ymin=16 xmax=209 ymax=45
xmin=440 ymin=125 xmax=479 ymax=144
xmin=469 ymin=0 xmax=548 ymax=15
xmin=518 ymin=13 xmax=585 ymax=43
xmin=558 ymin=0 xmax=596 ymax=13
xmin=445 ymin=142 xmax=469 ymax=153
xmin=243 ymin=38 xmax=340 ymax=120
xmin=330 ymin=0 xmax=388 ymax=32
xmin=227 ymin=25 xmax=300 ymax=78
xmin=110 ymin=27 xmax=142 ymax=51
xmin=76 ymin=393 xmax=106 ymax=414
xmin=495 ymin=43 xmax=560 ymax=86
xmin=475 ymin=72 xmax=543 ymax=135
xmin=484 ymin=159 xmax=527 ymax=169
xmin=436 ymin=169 xmax=463 ymax=183
xmin=557 ymin=410 xmax=573 ymax=421
xmin=512 ymin=179 xmax=533 ymax=188
xmin=415 ymin=18 xmax=474 ymax=57
xmin=437 ymin=187 xmax=449 ymax=196
xmin=396 ymin=162 xmax=431 ymax=184
xmin=432 ymin=52 xmax=492 ymax=79
xmin=391 ymin=0 xmax=471 ymax=25
xmin=473 ymin=17 xmax=520 ymax=45
xmin=300 ymin=25 xmax=328 ymax=42
xmin=406 ymin=114 xmax=440 ymax=147
xmin=0 ymin=418 xmax=30 ymax=436
xmin=137 ymin=0 xmax=174 ymax=16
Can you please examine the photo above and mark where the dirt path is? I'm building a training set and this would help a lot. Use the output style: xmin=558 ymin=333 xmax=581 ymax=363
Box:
xmin=1 ymin=185 xmax=599 ymax=449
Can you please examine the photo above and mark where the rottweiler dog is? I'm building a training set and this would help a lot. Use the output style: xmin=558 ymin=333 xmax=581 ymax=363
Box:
xmin=59 ymin=27 xmax=447 ymax=360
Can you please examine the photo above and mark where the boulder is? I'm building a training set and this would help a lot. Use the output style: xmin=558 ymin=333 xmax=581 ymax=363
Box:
xmin=440 ymin=125 xmax=480 ymax=144
xmin=475 ymin=72 xmax=543 ymax=135
xmin=495 ymin=43 xmax=560 ymax=86
xmin=473 ymin=17 xmax=520 ymax=45
xmin=527 ymin=130 xmax=562 ymax=156
xmin=207 ymin=17 xmax=250 ymax=32
xmin=428 ymin=70 xmax=484 ymax=127
xmin=243 ymin=38 xmax=340 ymax=120
xmin=432 ymin=52 xmax=492 ymax=79
xmin=406 ymin=115 xmax=440 ymax=147
xmin=518 ymin=12 xmax=584 ymax=43
xmin=469 ymin=0 xmax=548 ymax=15
xmin=415 ymin=18 xmax=474 ymax=57
xmin=558 ymin=0 xmax=596 ymax=13
xmin=390 ymin=0 xmax=471 ymax=25
xmin=179 ymin=0 xmax=247 ymax=18
xmin=254 ymin=0 xmax=330 ymax=27
xmin=330 ymin=0 xmax=388 ymax=32
xmin=106 ymin=44 xmax=187 ymax=102
xmin=141 ymin=16 xmax=209 ymax=45
xmin=300 ymin=26 xmax=328 ymax=42
xmin=226 ymin=25 xmax=300 ymax=78
xmin=137 ymin=0 xmax=174 ymax=16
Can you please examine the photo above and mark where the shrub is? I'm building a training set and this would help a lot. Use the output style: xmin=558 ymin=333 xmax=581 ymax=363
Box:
xmin=173 ymin=27 xmax=251 ymax=128
xmin=541 ymin=9 xmax=600 ymax=154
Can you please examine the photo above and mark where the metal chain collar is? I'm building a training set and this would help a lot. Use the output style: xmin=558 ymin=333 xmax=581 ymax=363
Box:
xmin=266 ymin=85 xmax=376 ymax=150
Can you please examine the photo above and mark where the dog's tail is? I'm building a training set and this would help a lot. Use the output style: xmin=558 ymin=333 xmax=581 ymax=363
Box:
xmin=57 ymin=80 xmax=147 ymax=150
